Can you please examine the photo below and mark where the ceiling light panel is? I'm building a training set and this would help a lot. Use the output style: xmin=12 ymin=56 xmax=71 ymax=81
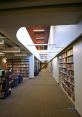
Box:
xmin=3 ymin=47 xmax=20 ymax=53
xmin=0 ymin=52 xmax=4 ymax=54
xmin=15 ymin=53 xmax=27 ymax=56
xmin=36 ymin=37 xmax=45 ymax=40
xmin=33 ymin=29 xmax=45 ymax=32
xmin=36 ymin=42 xmax=45 ymax=44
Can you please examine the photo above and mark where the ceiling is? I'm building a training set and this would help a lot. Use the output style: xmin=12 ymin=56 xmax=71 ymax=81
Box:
xmin=27 ymin=26 xmax=50 ymax=50
xmin=0 ymin=0 xmax=82 ymax=9
xmin=0 ymin=0 xmax=82 ymax=60
xmin=0 ymin=1 xmax=82 ymax=27
xmin=0 ymin=29 xmax=31 ymax=58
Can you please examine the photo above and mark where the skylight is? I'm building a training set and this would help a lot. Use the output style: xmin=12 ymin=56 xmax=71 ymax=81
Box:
xmin=16 ymin=27 xmax=40 ymax=60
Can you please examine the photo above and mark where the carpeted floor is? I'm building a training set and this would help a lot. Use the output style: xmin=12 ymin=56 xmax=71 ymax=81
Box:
xmin=0 ymin=69 xmax=81 ymax=117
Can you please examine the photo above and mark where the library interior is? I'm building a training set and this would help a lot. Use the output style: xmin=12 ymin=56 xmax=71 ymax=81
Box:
xmin=0 ymin=0 xmax=82 ymax=117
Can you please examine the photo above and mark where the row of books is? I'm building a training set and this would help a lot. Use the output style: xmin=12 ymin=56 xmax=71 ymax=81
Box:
xmin=59 ymin=63 xmax=74 ymax=69
xmin=62 ymin=83 xmax=75 ymax=101
xmin=62 ymin=78 xmax=74 ymax=91
xmin=59 ymin=68 xmax=74 ymax=76
xmin=59 ymin=49 xmax=73 ymax=59
xmin=60 ymin=72 xmax=74 ymax=84
xmin=59 ymin=56 xmax=73 ymax=63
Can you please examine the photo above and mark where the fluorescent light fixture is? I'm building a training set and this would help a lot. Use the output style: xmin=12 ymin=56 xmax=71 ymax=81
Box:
xmin=3 ymin=47 xmax=20 ymax=53
xmin=0 ymin=52 xmax=4 ymax=56
xmin=36 ymin=37 xmax=45 ymax=40
xmin=33 ymin=29 xmax=45 ymax=32
xmin=4 ymin=50 xmax=20 ymax=53
xmin=36 ymin=42 xmax=45 ymax=44
xmin=0 ymin=52 xmax=4 ymax=54
xmin=15 ymin=53 xmax=27 ymax=56
xmin=0 ymin=37 xmax=7 ymax=39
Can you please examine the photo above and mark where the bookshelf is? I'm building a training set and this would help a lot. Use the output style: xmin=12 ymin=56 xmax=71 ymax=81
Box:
xmin=7 ymin=59 xmax=29 ymax=78
xmin=59 ymin=48 xmax=75 ymax=103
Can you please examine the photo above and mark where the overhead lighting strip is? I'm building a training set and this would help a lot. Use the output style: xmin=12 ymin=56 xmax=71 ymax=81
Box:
xmin=3 ymin=50 xmax=20 ymax=53
xmin=14 ymin=53 xmax=27 ymax=56
xmin=3 ymin=47 xmax=20 ymax=53
xmin=0 ymin=37 xmax=7 ymax=39
xmin=0 ymin=52 xmax=4 ymax=54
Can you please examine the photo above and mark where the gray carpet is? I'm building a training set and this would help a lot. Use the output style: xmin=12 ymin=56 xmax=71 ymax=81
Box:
xmin=0 ymin=69 xmax=81 ymax=117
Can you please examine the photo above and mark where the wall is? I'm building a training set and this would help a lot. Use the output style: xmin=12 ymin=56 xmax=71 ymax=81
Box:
xmin=48 ymin=21 xmax=82 ymax=62
xmin=28 ymin=55 xmax=34 ymax=78
xmin=52 ymin=57 xmax=59 ymax=83
xmin=73 ymin=39 xmax=82 ymax=117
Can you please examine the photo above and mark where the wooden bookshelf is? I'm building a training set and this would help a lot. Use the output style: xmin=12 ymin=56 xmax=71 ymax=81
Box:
xmin=59 ymin=48 xmax=75 ymax=103
xmin=7 ymin=59 xmax=29 ymax=78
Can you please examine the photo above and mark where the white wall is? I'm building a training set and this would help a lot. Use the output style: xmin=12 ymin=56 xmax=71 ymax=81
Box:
xmin=28 ymin=54 xmax=34 ymax=78
xmin=73 ymin=39 xmax=82 ymax=117
xmin=52 ymin=57 xmax=59 ymax=83
xmin=48 ymin=21 xmax=82 ymax=62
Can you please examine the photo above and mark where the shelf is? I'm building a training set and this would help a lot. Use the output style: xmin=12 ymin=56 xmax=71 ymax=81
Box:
xmin=59 ymin=48 xmax=75 ymax=103
xmin=62 ymin=82 xmax=74 ymax=93
xmin=6 ymin=58 xmax=29 ymax=78
xmin=61 ymin=84 xmax=75 ymax=104
xmin=63 ymin=78 xmax=74 ymax=86
xmin=66 ymin=54 xmax=73 ymax=57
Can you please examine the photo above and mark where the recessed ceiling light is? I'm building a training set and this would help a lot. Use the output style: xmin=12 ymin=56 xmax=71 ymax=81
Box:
xmin=33 ymin=29 xmax=45 ymax=32
xmin=36 ymin=42 xmax=45 ymax=44
xmin=36 ymin=37 xmax=45 ymax=40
